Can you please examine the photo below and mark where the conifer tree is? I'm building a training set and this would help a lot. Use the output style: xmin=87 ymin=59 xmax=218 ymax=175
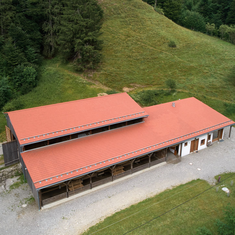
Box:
xmin=0 ymin=0 xmax=15 ymax=36
xmin=226 ymin=0 xmax=235 ymax=25
xmin=42 ymin=0 xmax=62 ymax=58
xmin=58 ymin=0 xmax=103 ymax=71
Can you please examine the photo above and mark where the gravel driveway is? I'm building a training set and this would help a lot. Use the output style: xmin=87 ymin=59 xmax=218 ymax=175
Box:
xmin=0 ymin=127 xmax=234 ymax=235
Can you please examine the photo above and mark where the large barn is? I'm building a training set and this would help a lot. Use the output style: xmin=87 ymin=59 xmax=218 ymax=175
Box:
xmin=4 ymin=93 xmax=234 ymax=209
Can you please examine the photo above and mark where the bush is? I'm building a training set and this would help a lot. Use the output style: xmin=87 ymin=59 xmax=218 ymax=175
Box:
xmin=196 ymin=227 xmax=213 ymax=235
xmin=11 ymin=65 xmax=37 ymax=95
xmin=133 ymin=90 xmax=159 ymax=107
xmin=165 ymin=79 xmax=176 ymax=91
xmin=168 ymin=40 xmax=177 ymax=48
xmin=2 ymin=99 xmax=24 ymax=112
xmin=106 ymin=90 xmax=119 ymax=95
xmin=154 ymin=7 xmax=164 ymax=15
xmin=179 ymin=10 xmax=206 ymax=33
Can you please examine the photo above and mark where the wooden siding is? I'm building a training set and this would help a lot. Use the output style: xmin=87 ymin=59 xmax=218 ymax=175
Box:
xmin=2 ymin=140 xmax=19 ymax=166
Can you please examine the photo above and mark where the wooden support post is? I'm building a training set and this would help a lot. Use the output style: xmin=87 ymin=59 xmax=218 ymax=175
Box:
xmin=131 ymin=159 xmax=135 ymax=174
xmin=110 ymin=166 xmax=116 ymax=181
xmin=47 ymin=140 xmax=49 ymax=145
xmin=165 ymin=148 xmax=168 ymax=161
xmin=90 ymin=176 xmax=92 ymax=189
xmin=66 ymin=183 xmax=69 ymax=198
xmin=89 ymin=173 xmax=94 ymax=189
xmin=39 ymin=190 xmax=42 ymax=209
xmin=229 ymin=126 xmax=232 ymax=139
xmin=148 ymin=153 xmax=153 ymax=168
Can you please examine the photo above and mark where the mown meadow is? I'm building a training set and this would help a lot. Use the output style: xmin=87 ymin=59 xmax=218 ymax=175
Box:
xmin=83 ymin=173 xmax=235 ymax=235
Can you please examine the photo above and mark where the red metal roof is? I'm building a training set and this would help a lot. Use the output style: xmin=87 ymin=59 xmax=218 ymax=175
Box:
xmin=21 ymin=97 xmax=234 ymax=189
xmin=7 ymin=93 xmax=147 ymax=145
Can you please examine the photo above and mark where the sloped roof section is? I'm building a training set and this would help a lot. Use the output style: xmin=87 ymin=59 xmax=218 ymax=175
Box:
xmin=7 ymin=93 xmax=147 ymax=145
xmin=21 ymin=97 xmax=235 ymax=189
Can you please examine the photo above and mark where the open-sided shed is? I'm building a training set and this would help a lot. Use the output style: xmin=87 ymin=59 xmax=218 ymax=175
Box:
xmin=4 ymin=93 xmax=234 ymax=209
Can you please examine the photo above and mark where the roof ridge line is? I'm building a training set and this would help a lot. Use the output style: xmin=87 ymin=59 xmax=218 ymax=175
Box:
xmin=20 ymin=111 xmax=147 ymax=141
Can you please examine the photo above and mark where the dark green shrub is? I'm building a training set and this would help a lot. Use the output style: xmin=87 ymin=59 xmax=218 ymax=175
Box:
xmin=154 ymin=7 xmax=164 ymax=15
xmin=2 ymin=99 xmax=24 ymax=112
xmin=11 ymin=65 xmax=37 ymax=95
xmin=165 ymin=79 xmax=176 ymax=91
xmin=168 ymin=40 xmax=177 ymax=48
xmin=196 ymin=227 xmax=213 ymax=235
xmin=135 ymin=90 xmax=159 ymax=106
xmin=106 ymin=90 xmax=119 ymax=95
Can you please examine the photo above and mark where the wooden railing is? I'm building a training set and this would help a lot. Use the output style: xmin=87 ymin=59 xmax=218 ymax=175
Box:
xmin=42 ymin=192 xmax=67 ymax=206
xmin=113 ymin=169 xmax=131 ymax=180
xmin=132 ymin=163 xmax=149 ymax=173
xmin=150 ymin=158 xmax=165 ymax=167
xmin=68 ymin=184 xmax=91 ymax=197
xmin=92 ymin=177 xmax=112 ymax=188
xmin=42 ymin=158 xmax=166 ymax=206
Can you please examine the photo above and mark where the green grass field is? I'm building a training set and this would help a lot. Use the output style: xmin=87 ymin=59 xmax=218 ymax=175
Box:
xmin=95 ymin=0 xmax=235 ymax=101
xmin=83 ymin=173 xmax=235 ymax=235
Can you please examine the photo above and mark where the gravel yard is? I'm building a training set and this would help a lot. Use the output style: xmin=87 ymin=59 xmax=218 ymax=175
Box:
xmin=0 ymin=127 xmax=234 ymax=235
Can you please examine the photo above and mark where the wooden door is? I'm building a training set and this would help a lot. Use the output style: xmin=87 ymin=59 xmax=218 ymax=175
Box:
xmin=218 ymin=129 xmax=223 ymax=139
xmin=190 ymin=139 xmax=199 ymax=153
xmin=195 ymin=139 xmax=199 ymax=151
xmin=190 ymin=140 xmax=195 ymax=153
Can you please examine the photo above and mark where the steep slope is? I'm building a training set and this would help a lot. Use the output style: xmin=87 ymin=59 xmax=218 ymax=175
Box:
xmin=95 ymin=0 xmax=235 ymax=102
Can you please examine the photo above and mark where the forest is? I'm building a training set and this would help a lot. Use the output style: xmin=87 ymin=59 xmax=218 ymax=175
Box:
xmin=0 ymin=0 xmax=235 ymax=112
xmin=0 ymin=0 xmax=103 ymax=110
xmin=143 ymin=0 xmax=235 ymax=42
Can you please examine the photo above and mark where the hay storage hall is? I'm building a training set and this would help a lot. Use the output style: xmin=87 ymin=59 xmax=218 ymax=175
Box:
xmin=4 ymin=93 xmax=234 ymax=209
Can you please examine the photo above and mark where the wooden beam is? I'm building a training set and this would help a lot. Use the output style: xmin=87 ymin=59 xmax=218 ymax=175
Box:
xmin=39 ymin=190 xmax=42 ymax=209
xmin=148 ymin=153 xmax=153 ymax=168
xmin=110 ymin=165 xmax=116 ymax=181
xmin=66 ymin=183 xmax=69 ymax=198
xmin=131 ymin=159 xmax=135 ymax=174
xmin=229 ymin=126 xmax=232 ymax=138
xmin=89 ymin=173 xmax=94 ymax=189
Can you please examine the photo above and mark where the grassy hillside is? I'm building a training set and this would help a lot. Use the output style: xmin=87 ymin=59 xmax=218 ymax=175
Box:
xmin=1 ymin=0 xmax=235 ymax=141
xmin=94 ymin=0 xmax=235 ymax=102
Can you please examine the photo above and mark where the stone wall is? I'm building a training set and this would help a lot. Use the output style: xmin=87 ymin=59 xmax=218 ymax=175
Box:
xmin=0 ymin=163 xmax=22 ymax=183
